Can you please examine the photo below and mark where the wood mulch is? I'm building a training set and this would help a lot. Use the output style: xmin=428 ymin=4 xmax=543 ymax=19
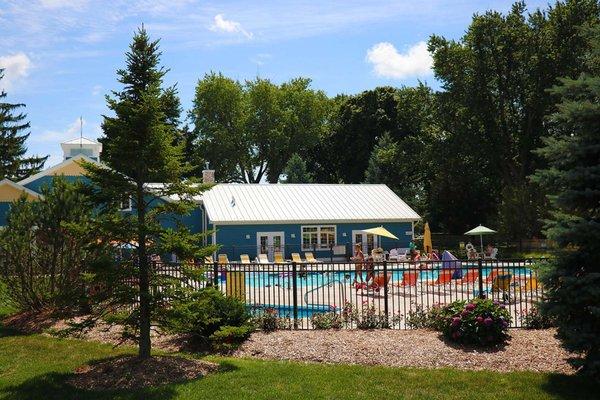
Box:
xmin=68 ymin=355 xmax=218 ymax=390
xmin=234 ymin=329 xmax=580 ymax=374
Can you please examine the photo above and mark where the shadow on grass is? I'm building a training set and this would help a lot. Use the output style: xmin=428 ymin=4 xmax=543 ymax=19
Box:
xmin=0 ymin=324 xmax=26 ymax=338
xmin=541 ymin=373 xmax=600 ymax=400
xmin=0 ymin=371 xmax=180 ymax=400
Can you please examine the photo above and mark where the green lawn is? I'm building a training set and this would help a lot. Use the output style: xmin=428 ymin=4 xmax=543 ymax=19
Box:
xmin=0 ymin=325 xmax=597 ymax=400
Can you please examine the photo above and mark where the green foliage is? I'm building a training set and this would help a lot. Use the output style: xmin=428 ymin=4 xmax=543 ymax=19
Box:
xmin=251 ymin=308 xmax=291 ymax=332
xmin=405 ymin=304 xmax=449 ymax=330
xmin=0 ymin=70 xmax=47 ymax=180
xmin=521 ymin=306 xmax=557 ymax=330
xmin=341 ymin=301 xmax=393 ymax=329
xmin=0 ymin=177 xmax=113 ymax=312
xmin=427 ymin=0 xmax=599 ymax=235
xmin=531 ymin=24 xmax=600 ymax=378
xmin=209 ymin=324 xmax=254 ymax=353
xmin=81 ymin=27 xmax=212 ymax=359
xmin=281 ymin=153 xmax=313 ymax=183
xmin=438 ymin=299 xmax=511 ymax=346
xmin=190 ymin=74 xmax=329 ymax=183
xmin=310 ymin=312 xmax=343 ymax=330
xmin=162 ymin=287 xmax=251 ymax=349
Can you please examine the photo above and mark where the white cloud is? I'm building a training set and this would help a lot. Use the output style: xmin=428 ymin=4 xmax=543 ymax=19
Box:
xmin=92 ymin=84 xmax=102 ymax=96
xmin=209 ymin=14 xmax=253 ymax=39
xmin=250 ymin=53 xmax=272 ymax=66
xmin=366 ymin=41 xmax=432 ymax=79
xmin=0 ymin=53 xmax=32 ymax=91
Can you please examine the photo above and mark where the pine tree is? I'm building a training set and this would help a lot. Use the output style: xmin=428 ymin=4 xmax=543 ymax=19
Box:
xmin=0 ymin=69 xmax=47 ymax=180
xmin=532 ymin=25 xmax=600 ymax=378
xmin=280 ymin=153 xmax=313 ymax=183
xmin=84 ymin=27 xmax=207 ymax=359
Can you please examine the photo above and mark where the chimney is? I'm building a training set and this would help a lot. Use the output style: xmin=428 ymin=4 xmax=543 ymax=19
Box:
xmin=202 ymin=162 xmax=215 ymax=184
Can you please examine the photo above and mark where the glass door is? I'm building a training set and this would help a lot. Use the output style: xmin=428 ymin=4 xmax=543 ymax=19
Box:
xmin=256 ymin=232 xmax=285 ymax=261
xmin=352 ymin=231 xmax=378 ymax=257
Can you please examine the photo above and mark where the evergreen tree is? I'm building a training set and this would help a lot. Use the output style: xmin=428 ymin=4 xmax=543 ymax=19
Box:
xmin=0 ymin=69 xmax=47 ymax=180
xmin=280 ymin=153 xmax=313 ymax=183
xmin=84 ymin=27 xmax=209 ymax=359
xmin=532 ymin=25 xmax=600 ymax=378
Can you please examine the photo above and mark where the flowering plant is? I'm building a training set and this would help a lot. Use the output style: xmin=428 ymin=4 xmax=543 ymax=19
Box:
xmin=440 ymin=299 xmax=511 ymax=346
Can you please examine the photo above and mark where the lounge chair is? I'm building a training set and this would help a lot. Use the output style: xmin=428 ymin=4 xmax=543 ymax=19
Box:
xmin=457 ymin=270 xmax=479 ymax=285
xmin=484 ymin=248 xmax=499 ymax=260
xmin=427 ymin=270 xmax=453 ymax=286
xmin=388 ymin=248 xmax=399 ymax=262
xmin=305 ymin=252 xmax=322 ymax=263
xmin=240 ymin=254 xmax=251 ymax=264
xmin=395 ymin=271 xmax=419 ymax=287
xmin=256 ymin=253 xmax=270 ymax=264
xmin=218 ymin=254 xmax=229 ymax=265
xmin=291 ymin=253 xmax=304 ymax=263
xmin=204 ymin=255 xmax=214 ymax=264
xmin=274 ymin=251 xmax=287 ymax=263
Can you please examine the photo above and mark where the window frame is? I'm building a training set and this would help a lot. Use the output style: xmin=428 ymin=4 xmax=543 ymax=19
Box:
xmin=301 ymin=225 xmax=337 ymax=251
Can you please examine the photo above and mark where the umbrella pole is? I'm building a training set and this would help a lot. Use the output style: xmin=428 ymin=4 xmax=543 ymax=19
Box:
xmin=479 ymin=234 xmax=483 ymax=255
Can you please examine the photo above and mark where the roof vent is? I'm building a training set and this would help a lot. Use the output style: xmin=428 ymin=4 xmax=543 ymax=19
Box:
xmin=230 ymin=196 xmax=236 ymax=207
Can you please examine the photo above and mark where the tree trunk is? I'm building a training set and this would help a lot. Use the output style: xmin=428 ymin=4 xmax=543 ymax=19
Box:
xmin=136 ymin=186 xmax=152 ymax=359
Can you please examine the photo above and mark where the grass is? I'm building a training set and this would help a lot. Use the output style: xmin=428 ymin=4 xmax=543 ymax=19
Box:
xmin=0 ymin=326 xmax=598 ymax=400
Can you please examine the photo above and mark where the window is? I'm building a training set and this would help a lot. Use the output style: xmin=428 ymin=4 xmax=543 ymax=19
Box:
xmin=119 ymin=196 xmax=132 ymax=211
xmin=301 ymin=225 xmax=336 ymax=250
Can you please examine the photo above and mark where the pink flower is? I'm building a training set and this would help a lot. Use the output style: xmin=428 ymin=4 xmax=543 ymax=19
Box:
xmin=451 ymin=317 xmax=461 ymax=327
xmin=465 ymin=303 xmax=476 ymax=311
xmin=484 ymin=317 xmax=493 ymax=326
xmin=476 ymin=316 xmax=484 ymax=324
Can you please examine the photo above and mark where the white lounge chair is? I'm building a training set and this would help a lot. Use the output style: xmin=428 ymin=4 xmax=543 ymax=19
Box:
xmin=256 ymin=253 xmax=270 ymax=264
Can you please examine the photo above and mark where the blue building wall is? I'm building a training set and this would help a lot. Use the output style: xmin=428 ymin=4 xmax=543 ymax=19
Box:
xmin=214 ymin=221 xmax=413 ymax=261
xmin=23 ymin=175 xmax=85 ymax=193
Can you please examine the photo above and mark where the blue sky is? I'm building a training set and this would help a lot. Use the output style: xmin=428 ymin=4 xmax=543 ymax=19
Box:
xmin=0 ymin=0 xmax=549 ymax=166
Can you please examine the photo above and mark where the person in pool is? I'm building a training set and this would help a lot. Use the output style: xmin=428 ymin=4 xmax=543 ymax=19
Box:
xmin=352 ymin=243 xmax=365 ymax=284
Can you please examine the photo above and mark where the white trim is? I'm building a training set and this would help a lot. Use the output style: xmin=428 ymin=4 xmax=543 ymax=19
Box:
xmin=119 ymin=196 xmax=133 ymax=211
xmin=210 ymin=218 xmax=420 ymax=226
xmin=18 ymin=154 xmax=99 ymax=186
xmin=212 ymin=225 xmax=217 ymax=258
xmin=411 ymin=221 xmax=415 ymax=240
xmin=301 ymin=225 xmax=337 ymax=251
xmin=0 ymin=179 xmax=43 ymax=199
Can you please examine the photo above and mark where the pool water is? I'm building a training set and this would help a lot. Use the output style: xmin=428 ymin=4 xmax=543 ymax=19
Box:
xmin=243 ymin=267 xmax=533 ymax=290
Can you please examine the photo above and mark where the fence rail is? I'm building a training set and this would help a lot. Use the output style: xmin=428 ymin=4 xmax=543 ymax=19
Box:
xmin=150 ymin=258 xmax=546 ymax=329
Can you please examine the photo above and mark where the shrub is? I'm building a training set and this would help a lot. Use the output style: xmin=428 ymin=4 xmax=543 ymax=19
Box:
xmin=252 ymin=308 xmax=291 ymax=332
xmin=162 ymin=287 xmax=251 ymax=348
xmin=311 ymin=312 xmax=343 ymax=330
xmin=341 ymin=301 xmax=390 ymax=329
xmin=209 ymin=324 xmax=255 ymax=353
xmin=440 ymin=299 xmax=511 ymax=346
xmin=521 ymin=306 xmax=556 ymax=329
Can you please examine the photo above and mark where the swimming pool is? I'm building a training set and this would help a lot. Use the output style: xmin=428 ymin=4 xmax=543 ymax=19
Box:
xmin=249 ymin=303 xmax=333 ymax=319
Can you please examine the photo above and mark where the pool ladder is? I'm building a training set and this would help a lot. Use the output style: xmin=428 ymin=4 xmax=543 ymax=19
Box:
xmin=303 ymin=279 xmax=347 ymax=308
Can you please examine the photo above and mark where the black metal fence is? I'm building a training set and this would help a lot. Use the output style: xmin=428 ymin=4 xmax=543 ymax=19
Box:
xmin=152 ymin=258 xmax=546 ymax=329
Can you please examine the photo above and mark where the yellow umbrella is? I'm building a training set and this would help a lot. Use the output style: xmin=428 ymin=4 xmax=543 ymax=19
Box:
xmin=423 ymin=222 xmax=432 ymax=253
xmin=361 ymin=226 xmax=399 ymax=240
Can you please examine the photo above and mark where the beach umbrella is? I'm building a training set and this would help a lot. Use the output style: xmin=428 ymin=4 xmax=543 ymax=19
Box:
xmin=464 ymin=225 xmax=496 ymax=254
xmin=423 ymin=222 xmax=432 ymax=253
xmin=362 ymin=226 xmax=399 ymax=240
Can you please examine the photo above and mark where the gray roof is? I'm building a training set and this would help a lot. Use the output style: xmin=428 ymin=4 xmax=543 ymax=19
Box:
xmin=202 ymin=184 xmax=420 ymax=225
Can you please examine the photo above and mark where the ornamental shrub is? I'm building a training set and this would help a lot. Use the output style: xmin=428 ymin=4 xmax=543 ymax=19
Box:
xmin=439 ymin=299 xmax=511 ymax=346
xmin=162 ymin=286 xmax=251 ymax=348
xmin=209 ymin=324 xmax=255 ymax=353
xmin=311 ymin=311 xmax=343 ymax=330
xmin=521 ymin=306 xmax=556 ymax=330
xmin=251 ymin=308 xmax=291 ymax=332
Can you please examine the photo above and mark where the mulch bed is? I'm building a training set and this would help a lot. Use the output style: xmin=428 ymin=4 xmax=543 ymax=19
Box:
xmin=234 ymin=329 xmax=580 ymax=374
xmin=68 ymin=355 xmax=218 ymax=390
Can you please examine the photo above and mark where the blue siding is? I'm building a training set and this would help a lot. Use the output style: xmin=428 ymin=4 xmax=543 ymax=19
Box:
xmin=0 ymin=202 xmax=11 ymax=226
xmin=214 ymin=222 xmax=413 ymax=261
xmin=23 ymin=175 xmax=87 ymax=193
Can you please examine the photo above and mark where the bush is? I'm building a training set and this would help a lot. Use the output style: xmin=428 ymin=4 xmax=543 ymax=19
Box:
xmin=209 ymin=324 xmax=255 ymax=353
xmin=439 ymin=299 xmax=511 ymax=346
xmin=162 ymin=287 xmax=251 ymax=348
xmin=521 ymin=306 xmax=556 ymax=329
xmin=251 ymin=308 xmax=291 ymax=332
xmin=341 ymin=301 xmax=391 ymax=329
xmin=311 ymin=311 xmax=343 ymax=330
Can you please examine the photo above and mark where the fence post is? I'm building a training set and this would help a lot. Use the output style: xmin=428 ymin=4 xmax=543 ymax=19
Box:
xmin=292 ymin=261 xmax=298 ymax=329
xmin=213 ymin=261 xmax=219 ymax=289
xmin=383 ymin=260 xmax=389 ymax=318
xmin=477 ymin=258 xmax=484 ymax=299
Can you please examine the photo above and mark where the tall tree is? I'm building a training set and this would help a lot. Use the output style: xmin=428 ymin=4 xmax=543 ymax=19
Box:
xmin=0 ymin=69 xmax=47 ymax=180
xmin=318 ymin=85 xmax=435 ymax=185
xmin=85 ymin=27 xmax=203 ymax=359
xmin=532 ymin=24 xmax=600 ymax=378
xmin=280 ymin=153 xmax=313 ymax=183
xmin=189 ymin=74 xmax=328 ymax=183
xmin=428 ymin=0 xmax=599 ymax=235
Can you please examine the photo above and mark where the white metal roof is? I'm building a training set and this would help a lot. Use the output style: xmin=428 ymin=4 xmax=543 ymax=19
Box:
xmin=61 ymin=137 xmax=99 ymax=145
xmin=202 ymin=184 xmax=420 ymax=225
